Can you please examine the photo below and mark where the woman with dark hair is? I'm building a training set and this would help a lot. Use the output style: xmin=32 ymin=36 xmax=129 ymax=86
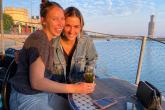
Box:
xmin=9 ymin=1 xmax=95 ymax=110
xmin=52 ymin=6 xmax=98 ymax=87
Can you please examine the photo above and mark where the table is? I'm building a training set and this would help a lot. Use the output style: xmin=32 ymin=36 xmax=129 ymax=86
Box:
xmin=68 ymin=77 xmax=165 ymax=110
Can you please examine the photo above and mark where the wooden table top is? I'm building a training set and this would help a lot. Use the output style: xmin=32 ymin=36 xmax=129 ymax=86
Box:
xmin=69 ymin=77 xmax=165 ymax=110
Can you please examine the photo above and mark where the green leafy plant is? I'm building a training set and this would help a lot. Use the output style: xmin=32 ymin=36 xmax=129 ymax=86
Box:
xmin=3 ymin=13 xmax=14 ymax=33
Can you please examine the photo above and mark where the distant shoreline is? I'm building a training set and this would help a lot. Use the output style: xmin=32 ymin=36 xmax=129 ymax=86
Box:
xmin=1 ymin=34 xmax=165 ymax=39
xmin=0 ymin=34 xmax=165 ymax=49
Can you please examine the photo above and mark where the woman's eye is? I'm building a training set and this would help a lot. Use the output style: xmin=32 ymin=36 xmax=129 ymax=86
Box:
xmin=52 ymin=18 xmax=58 ymax=21
xmin=74 ymin=26 xmax=81 ymax=29
xmin=65 ymin=25 xmax=71 ymax=29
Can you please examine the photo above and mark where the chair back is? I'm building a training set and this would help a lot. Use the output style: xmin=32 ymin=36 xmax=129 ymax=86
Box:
xmin=1 ymin=59 xmax=17 ymax=110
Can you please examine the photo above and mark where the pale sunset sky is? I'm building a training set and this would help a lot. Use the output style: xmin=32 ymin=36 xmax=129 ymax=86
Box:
xmin=3 ymin=0 xmax=165 ymax=37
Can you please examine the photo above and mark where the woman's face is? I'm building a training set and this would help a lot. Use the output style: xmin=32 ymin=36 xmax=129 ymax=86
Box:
xmin=64 ymin=16 xmax=81 ymax=41
xmin=42 ymin=6 xmax=65 ymax=37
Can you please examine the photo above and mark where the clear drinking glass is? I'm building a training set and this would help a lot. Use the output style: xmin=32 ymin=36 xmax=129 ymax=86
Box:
xmin=84 ymin=66 xmax=94 ymax=83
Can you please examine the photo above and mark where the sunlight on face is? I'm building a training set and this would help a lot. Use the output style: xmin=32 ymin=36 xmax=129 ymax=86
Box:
xmin=64 ymin=16 xmax=81 ymax=41
xmin=42 ymin=6 xmax=65 ymax=37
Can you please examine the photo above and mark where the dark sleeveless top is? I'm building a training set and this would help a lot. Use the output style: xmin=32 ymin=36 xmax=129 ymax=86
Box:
xmin=10 ymin=30 xmax=54 ymax=94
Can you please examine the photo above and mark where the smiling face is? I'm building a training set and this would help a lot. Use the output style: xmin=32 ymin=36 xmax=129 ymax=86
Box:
xmin=63 ymin=16 xmax=81 ymax=41
xmin=41 ymin=6 xmax=65 ymax=38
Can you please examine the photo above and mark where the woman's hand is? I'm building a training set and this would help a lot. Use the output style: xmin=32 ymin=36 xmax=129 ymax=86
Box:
xmin=67 ymin=82 xmax=96 ymax=94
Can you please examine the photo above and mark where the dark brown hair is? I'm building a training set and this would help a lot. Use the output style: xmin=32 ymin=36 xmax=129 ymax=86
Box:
xmin=65 ymin=7 xmax=84 ymax=32
xmin=40 ymin=1 xmax=63 ymax=18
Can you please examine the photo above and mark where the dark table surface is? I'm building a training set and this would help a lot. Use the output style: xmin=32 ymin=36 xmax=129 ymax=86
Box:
xmin=69 ymin=77 xmax=165 ymax=110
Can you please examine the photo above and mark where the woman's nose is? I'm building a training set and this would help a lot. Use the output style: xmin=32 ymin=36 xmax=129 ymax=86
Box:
xmin=69 ymin=27 xmax=75 ymax=34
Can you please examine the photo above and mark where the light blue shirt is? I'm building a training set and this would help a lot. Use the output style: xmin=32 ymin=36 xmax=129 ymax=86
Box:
xmin=52 ymin=36 xmax=98 ymax=83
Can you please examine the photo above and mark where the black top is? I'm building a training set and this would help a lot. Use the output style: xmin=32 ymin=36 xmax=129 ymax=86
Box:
xmin=10 ymin=30 xmax=54 ymax=94
xmin=63 ymin=42 xmax=77 ymax=83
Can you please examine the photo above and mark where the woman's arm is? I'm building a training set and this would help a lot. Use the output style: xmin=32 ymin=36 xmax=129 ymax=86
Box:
xmin=30 ymin=57 xmax=95 ymax=94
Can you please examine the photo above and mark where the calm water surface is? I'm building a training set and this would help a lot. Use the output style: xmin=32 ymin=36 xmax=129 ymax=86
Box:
xmin=94 ymin=39 xmax=165 ymax=94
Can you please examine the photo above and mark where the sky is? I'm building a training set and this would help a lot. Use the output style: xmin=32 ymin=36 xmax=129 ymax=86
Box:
xmin=3 ymin=0 xmax=165 ymax=37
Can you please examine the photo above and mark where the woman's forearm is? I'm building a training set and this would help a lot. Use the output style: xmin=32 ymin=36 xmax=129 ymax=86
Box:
xmin=31 ymin=77 xmax=95 ymax=94
xmin=30 ymin=57 xmax=95 ymax=94
xmin=30 ymin=77 xmax=72 ymax=93
xmin=30 ymin=57 xmax=71 ymax=93
xmin=32 ymin=78 xmax=96 ymax=94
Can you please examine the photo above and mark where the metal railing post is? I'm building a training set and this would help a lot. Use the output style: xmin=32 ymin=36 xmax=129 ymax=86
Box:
xmin=135 ymin=36 xmax=147 ymax=85
xmin=0 ymin=0 xmax=5 ymax=55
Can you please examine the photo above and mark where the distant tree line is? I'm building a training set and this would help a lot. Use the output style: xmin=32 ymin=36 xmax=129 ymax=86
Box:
xmin=0 ymin=13 xmax=14 ymax=34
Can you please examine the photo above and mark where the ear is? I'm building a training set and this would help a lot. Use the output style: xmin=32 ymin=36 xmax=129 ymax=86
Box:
xmin=41 ymin=17 xmax=46 ymax=25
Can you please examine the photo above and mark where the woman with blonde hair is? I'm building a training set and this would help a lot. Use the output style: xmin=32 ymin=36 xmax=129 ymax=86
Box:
xmin=52 ymin=6 xmax=98 ymax=87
